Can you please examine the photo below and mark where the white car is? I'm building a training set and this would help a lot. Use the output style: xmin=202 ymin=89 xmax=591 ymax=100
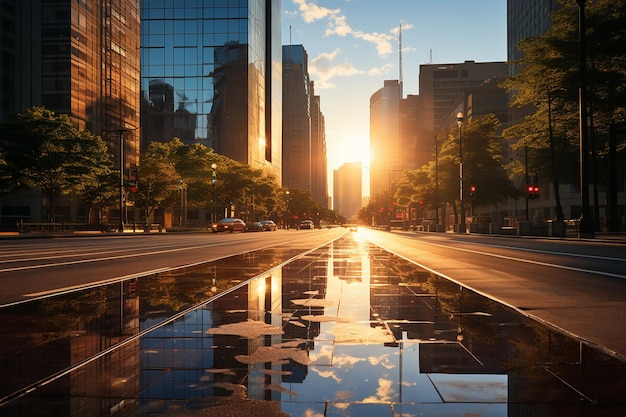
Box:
xmin=299 ymin=220 xmax=314 ymax=229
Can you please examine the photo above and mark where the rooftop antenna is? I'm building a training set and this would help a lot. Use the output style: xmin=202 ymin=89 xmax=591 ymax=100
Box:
xmin=399 ymin=23 xmax=403 ymax=98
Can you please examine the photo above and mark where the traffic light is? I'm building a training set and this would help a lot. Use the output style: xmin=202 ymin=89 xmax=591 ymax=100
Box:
xmin=130 ymin=185 xmax=138 ymax=193
xmin=470 ymin=185 xmax=476 ymax=198
xmin=128 ymin=168 xmax=138 ymax=186
xmin=527 ymin=184 xmax=540 ymax=200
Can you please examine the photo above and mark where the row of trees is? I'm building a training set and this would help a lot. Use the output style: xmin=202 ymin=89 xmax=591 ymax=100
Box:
xmin=359 ymin=0 xmax=626 ymax=229
xmin=358 ymin=114 xmax=519 ymax=226
xmin=0 ymin=106 xmax=340 ymax=228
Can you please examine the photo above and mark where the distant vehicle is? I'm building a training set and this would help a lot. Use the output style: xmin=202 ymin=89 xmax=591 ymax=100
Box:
xmin=299 ymin=220 xmax=314 ymax=230
xmin=260 ymin=220 xmax=277 ymax=231
xmin=211 ymin=218 xmax=245 ymax=233
xmin=245 ymin=221 xmax=263 ymax=232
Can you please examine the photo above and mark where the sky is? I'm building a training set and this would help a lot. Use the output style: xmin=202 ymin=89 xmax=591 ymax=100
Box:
xmin=281 ymin=0 xmax=508 ymax=197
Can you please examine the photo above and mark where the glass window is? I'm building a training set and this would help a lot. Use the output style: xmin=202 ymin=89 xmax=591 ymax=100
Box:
xmin=147 ymin=20 xmax=164 ymax=35
xmin=185 ymin=48 xmax=198 ymax=65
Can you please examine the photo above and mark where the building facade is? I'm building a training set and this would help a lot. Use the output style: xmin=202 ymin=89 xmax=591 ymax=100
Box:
xmin=310 ymin=82 xmax=328 ymax=209
xmin=333 ymin=162 xmax=362 ymax=222
xmin=282 ymin=46 xmax=328 ymax=207
xmin=369 ymin=80 xmax=402 ymax=203
xmin=0 ymin=0 xmax=140 ymax=226
xmin=282 ymin=44 xmax=311 ymax=193
xmin=140 ymin=0 xmax=282 ymax=181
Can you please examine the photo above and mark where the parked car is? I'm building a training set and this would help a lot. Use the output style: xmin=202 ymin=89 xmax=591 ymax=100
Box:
xmin=260 ymin=220 xmax=277 ymax=231
xmin=299 ymin=220 xmax=314 ymax=230
xmin=211 ymin=218 xmax=245 ymax=233
xmin=245 ymin=221 xmax=263 ymax=232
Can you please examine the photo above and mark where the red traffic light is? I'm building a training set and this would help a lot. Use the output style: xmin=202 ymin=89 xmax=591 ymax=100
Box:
xmin=130 ymin=185 xmax=138 ymax=193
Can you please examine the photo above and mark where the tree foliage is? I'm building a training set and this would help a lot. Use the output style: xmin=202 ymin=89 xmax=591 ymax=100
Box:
xmin=395 ymin=114 xmax=519 ymax=220
xmin=503 ymin=0 xmax=626 ymax=187
xmin=0 ymin=106 xmax=113 ymax=220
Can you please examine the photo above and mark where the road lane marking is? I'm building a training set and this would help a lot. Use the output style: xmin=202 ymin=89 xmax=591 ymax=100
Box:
xmin=391 ymin=238 xmax=626 ymax=280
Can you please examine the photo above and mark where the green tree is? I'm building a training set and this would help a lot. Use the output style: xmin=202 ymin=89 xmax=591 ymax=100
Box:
xmin=396 ymin=115 xmax=518 ymax=225
xmin=503 ymin=0 xmax=626 ymax=225
xmin=0 ymin=106 xmax=113 ymax=221
xmin=134 ymin=138 xmax=282 ymax=225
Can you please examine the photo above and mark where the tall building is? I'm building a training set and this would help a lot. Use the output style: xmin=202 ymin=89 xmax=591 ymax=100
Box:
xmin=0 ymin=0 xmax=140 ymax=165
xmin=369 ymin=80 xmax=402 ymax=201
xmin=507 ymin=0 xmax=559 ymax=76
xmin=310 ymin=82 xmax=329 ymax=209
xmin=140 ymin=0 xmax=282 ymax=181
xmin=282 ymin=45 xmax=328 ymax=207
xmin=333 ymin=162 xmax=362 ymax=221
xmin=418 ymin=61 xmax=508 ymax=135
xmin=282 ymin=44 xmax=311 ymax=192
xmin=0 ymin=0 xmax=140 ymax=226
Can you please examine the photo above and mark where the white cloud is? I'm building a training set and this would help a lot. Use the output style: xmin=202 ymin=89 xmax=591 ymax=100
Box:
xmin=293 ymin=0 xmax=340 ymax=23
xmin=309 ymin=48 xmax=364 ymax=89
xmin=353 ymin=30 xmax=396 ymax=57
xmin=293 ymin=0 xmax=399 ymax=58
xmin=367 ymin=63 xmax=395 ymax=76
xmin=326 ymin=14 xmax=352 ymax=37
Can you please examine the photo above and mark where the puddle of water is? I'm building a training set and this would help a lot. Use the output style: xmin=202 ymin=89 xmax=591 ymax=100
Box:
xmin=1 ymin=234 xmax=625 ymax=416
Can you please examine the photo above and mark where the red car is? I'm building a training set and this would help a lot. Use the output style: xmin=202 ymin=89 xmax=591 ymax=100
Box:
xmin=211 ymin=218 xmax=245 ymax=233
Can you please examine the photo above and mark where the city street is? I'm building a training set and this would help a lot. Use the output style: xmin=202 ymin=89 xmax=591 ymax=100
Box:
xmin=1 ymin=229 xmax=625 ymax=416
xmin=1 ymin=228 xmax=625 ymax=357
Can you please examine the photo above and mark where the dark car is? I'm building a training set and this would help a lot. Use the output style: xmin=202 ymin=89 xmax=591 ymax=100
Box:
xmin=245 ymin=221 xmax=263 ymax=232
xmin=299 ymin=220 xmax=314 ymax=230
xmin=211 ymin=218 xmax=245 ymax=233
xmin=260 ymin=220 xmax=277 ymax=231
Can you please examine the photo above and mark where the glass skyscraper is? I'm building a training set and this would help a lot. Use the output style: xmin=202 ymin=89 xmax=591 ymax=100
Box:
xmin=140 ymin=0 xmax=282 ymax=181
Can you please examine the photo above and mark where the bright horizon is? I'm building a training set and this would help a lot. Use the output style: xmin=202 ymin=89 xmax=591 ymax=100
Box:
xmin=281 ymin=0 xmax=507 ymax=198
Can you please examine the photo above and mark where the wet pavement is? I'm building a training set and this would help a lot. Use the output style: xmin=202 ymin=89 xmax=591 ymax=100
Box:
xmin=1 ymin=233 xmax=625 ymax=416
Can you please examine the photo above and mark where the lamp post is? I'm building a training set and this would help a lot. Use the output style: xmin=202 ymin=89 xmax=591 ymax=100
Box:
xmin=457 ymin=111 xmax=466 ymax=233
xmin=103 ymin=128 xmax=136 ymax=233
xmin=211 ymin=163 xmax=217 ymax=223
xmin=434 ymin=135 xmax=439 ymax=228
xmin=575 ymin=0 xmax=594 ymax=237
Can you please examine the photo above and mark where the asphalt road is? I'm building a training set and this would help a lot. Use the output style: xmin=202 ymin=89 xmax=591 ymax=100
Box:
xmin=0 ymin=229 xmax=346 ymax=306
xmin=359 ymin=229 xmax=626 ymax=359
xmin=1 ymin=228 xmax=625 ymax=359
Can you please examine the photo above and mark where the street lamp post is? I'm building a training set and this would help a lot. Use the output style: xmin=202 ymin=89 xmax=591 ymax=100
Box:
xmin=575 ymin=0 xmax=594 ymax=237
xmin=457 ymin=111 xmax=466 ymax=233
xmin=104 ymin=128 xmax=136 ymax=233
xmin=434 ymin=135 xmax=439 ymax=228
xmin=211 ymin=163 xmax=217 ymax=223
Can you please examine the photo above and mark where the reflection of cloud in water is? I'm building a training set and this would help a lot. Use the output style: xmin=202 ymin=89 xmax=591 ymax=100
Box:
xmin=333 ymin=322 xmax=394 ymax=344
xmin=266 ymin=383 xmax=297 ymax=396
xmin=362 ymin=378 xmax=395 ymax=403
xmin=310 ymin=367 xmax=342 ymax=384
xmin=205 ymin=368 xmax=236 ymax=376
xmin=205 ymin=319 xmax=284 ymax=338
xmin=367 ymin=354 xmax=396 ymax=370
xmin=334 ymin=390 xmax=354 ymax=401
xmin=309 ymin=343 xmax=333 ymax=362
xmin=332 ymin=354 xmax=363 ymax=368
xmin=291 ymin=298 xmax=337 ymax=307
xmin=236 ymin=346 xmax=311 ymax=365
xmin=301 ymin=314 xmax=352 ymax=323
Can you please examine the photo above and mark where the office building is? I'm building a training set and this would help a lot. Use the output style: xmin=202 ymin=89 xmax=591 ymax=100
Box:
xmin=310 ymin=82 xmax=329 ymax=209
xmin=334 ymin=162 xmax=362 ymax=222
xmin=418 ymin=61 xmax=508 ymax=135
xmin=282 ymin=44 xmax=311 ymax=193
xmin=282 ymin=45 xmax=328 ymax=207
xmin=140 ymin=0 xmax=282 ymax=181
xmin=0 ymin=0 xmax=140 ymax=225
